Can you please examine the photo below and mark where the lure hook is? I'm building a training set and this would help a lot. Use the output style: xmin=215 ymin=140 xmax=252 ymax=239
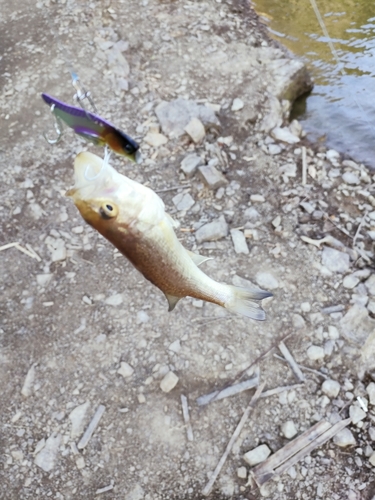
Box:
xmin=43 ymin=105 xmax=64 ymax=145
xmin=71 ymin=72 xmax=97 ymax=114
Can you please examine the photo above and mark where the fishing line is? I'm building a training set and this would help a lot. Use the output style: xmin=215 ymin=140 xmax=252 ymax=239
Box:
xmin=308 ymin=0 xmax=375 ymax=135
xmin=84 ymin=146 xmax=111 ymax=181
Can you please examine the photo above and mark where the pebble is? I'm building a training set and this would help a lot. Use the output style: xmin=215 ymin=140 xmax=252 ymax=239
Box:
xmin=143 ymin=132 xmax=168 ymax=147
xmin=321 ymin=247 xmax=350 ymax=274
xmin=230 ymin=229 xmax=249 ymax=254
xmin=307 ymin=345 xmax=325 ymax=361
xmin=326 ymin=149 xmax=340 ymax=165
xmin=333 ymin=428 xmax=356 ymax=447
xmin=369 ymin=427 xmax=375 ymax=441
xmin=231 ymin=98 xmax=244 ymax=111
xmin=69 ymin=401 xmax=90 ymax=438
xmin=250 ymin=194 xmax=265 ymax=203
xmin=180 ymin=154 xmax=202 ymax=177
xmin=244 ymin=207 xmax=261 ymax=220
xmin=160 ymin=371 xmax=179 ymax=393
xmin=185 ymin=117 xmax=206 ymax=143
xmin=21 ymin=364 xmax=36 ymax=397
xmin=366 ymin=382 xmax=375 ymax=405
xmin=34 ymin=433 xmax=62 ymax=472
xmin=292 ymin=314 xmax=305 ymax=329
xmin=342 ymin=171 xmax=360 ymax=185
xmin=51 ymin=245 xmax=67 ymax=263
xmin=195 ymin=216 xmax=228 ymax=243
xmin=322 ymin=379 xmax=340 ymax=398
xmin=271 ymin=126 xmax=300 ymax=144
xmin=272 ymin=215 xmax=281 ymax=228
xmin=256 ymin=271 xmax=279 ymax=290
xmin=197 ymin=165 xmax=227 ymax=189
xmin=105 ymin=293 xmax=124 ymax=306
xmin=118 ymin=362 xmax=134 ymax=378
xmin=237 ymin=466 xmax=247 ymax=479
xmin=328 ymin=325 xmax=340 ymax=340
xmin=36 ymin=274 xmax=53 ymax=287
xmin=243 ymin=444 xmax=271 ymax=466
xmin=365 ymin=275 xmax=375 ymax=295
xmin=349 ymin=404 xmax=367 ymax=424
xmin=281 ymin=420 xmax=298 ymax=439
xmin=168 ymin=339 xmax=181 ymax=353
xmin=172 ymin=192 xmax=195 ymax=211
xmin=301 ymin=302 xmax=311 ymax=313
xmin=75 ymin=456 xmax=85 ymax=470
xmin=369 ymin=452 xmax=375 ymax=466
xmin=125 ymin=484 xmax=145 ymax=500
xmin=268 ymin=144 xmax=282 ymax=155
xmin=343 ymin=274 xmax=360 ymax=289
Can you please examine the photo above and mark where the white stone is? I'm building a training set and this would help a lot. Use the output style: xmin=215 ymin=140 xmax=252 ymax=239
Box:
xmin=105 ymin=293 xmax=123 ymax=306
xmin=136 ymin=310 xmax=149 ymax=324
xmin=367 ymin=382 xmax=375 ymax=405
xmin=69 ymin=401 xmax=90 ymax=438
xmin=168 ymin=340 xmax=181 ymax=353
xmin=185 ymin=117 xmax=205 ymax=143
xmin=256 ymin=272 xmax=279 ymax=290
xmin=292 ymin=314 xmax=305 ymax=329
xmin=328 ymin=325 xmax=340 ymax=340
xmin=160 ymin=371 xmax=179 ymax=393
xmin=237 ymin=466 xmax=247 ymax=479
xmin=243 ymin=444 xmax=271 ymax=466
xmin=268 ymin=144 xmax=282 ymax=155
xmin=333 ymin=428 xmax=356 ymax=447
xmin=369 ymin=452 xmax=375 ymax=466
xmin=230 ymin=229 xmax=249 ymax=254
xmin=125 ymin=484 xmax=145 ymax=500
xmin=172 ymin=192 xmax=195 ymax=211
xmin=21 ymin=364 xmax=36 ymax=397
xmin=51 ymin=246 xmax=67 ymax=262
xmin=36 ymin=274 xmax=53 ymax=287
xmin=307 ymin=345 xmax=325 ymax=361
xmin=250 ymin=194 xmax=265 ymax=203
xmin=365 ymin=275 xmax=375 ymax=295
xmin=349 ymin=404 xmax=366 ymax=424
xmin=321 ymin=247 xmax=350 ymax=273
xmin=343 ymin=274 xmax=360 ymax=289
xmin=231 ymin=98 xmax=244 ymax=111
xmin=342 ymin=171 xmax=360 ymax=185
xmin=281 ymin=420 xmax=298 ymax=439
xmin=271 ymin=126 xmax=300 ymax=144
xmin=326 ymin=149 xmax=340 ymax=164
xmin=118 ymin=362 xmax=134 ymax=378
xmin=301 ymin=302 xmax=311 ymax=312
xmin=244 ymin=207 xmax=260 ymax=220
xmin=180 ymin=154 xmax=202 ymax=177
xmin=322 ymin=379 xmax=340 ymax=398
xmin=34 ymin=433 xmax=62 ymax=472
xmin=195 ymin=216 xmax=228 ymax=243
xmin=272 ymin=215 xmax=281 ymax=228
xmin=144 ymin=132 xmax=168 ymax=147
xmin=198 ymin=165 xmax=227 ymax=189
xmin=341 ymin=305 xmax=375 ymax=344
xmin=75 ymin=456 xmax=85 ymax=470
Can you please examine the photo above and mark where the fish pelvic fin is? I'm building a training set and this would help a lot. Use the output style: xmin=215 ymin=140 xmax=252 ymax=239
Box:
xmin=225 ymin=286 xmax=272 ymax=321
xmin=164 ymin=293 xmax=182 ymax=312
xmin=186 ymin=249 xmax=213 ymax=267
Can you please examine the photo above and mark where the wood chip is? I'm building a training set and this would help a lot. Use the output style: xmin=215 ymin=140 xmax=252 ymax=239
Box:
xmin=259 ymin=384 xmax=303 ymax=399
xmin=77 ymin=405 xmax=105 ymax=449
xmin=181 ymin=395 xmax=194 ymax=441
xmin=278 ymin=342 xmax=305 ymax=383
xmin=202 ymin=382 xmax=265 ymax=496
xmin=251 ymin=417 xmax=351 ymax=486
xmin=196 ymin=374 xmax=259 ymax=406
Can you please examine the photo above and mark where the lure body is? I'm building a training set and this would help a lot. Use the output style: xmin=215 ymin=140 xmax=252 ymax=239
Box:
xmin=41 ymin=93 xmax=140 ymax=162
xmin=66 ymin=152 xmax=272 ymax=320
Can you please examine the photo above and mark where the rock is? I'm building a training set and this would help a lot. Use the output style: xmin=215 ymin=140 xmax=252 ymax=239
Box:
xmin=369 ymin=427 xmax=375 ymax=441
xmin=125 ymin=484 xmax=145 ymax=500
xmin=168 ymin=339 xmax=181 ymax=353
xmin=341 ymin=305 xmax=375 ymax=344
xmin=268 ymin=144 xmax=282 ymax=155
xmin=271 ymin=127 xmax=300 ymax=144
xmin=106 ymin=47 xmax=130 ymax=77
xmin=333 ymin=428 xmax=356 ymax=447
xmin=34 ymin=433 xmax=62 ymax=472
xmin=307 ymin=345 xmax=325 ymax=361
xmin=36 ymin=274 xmax=53 ymax=287
xmin=21 ymin=364 xmax=36 ymax=397
xmin=105 ymin=293 xmax=123 ymax=306
xmin=237 ymin=466 xmax=247 ymax=479
xmin=244 ymin=207 xmax=261 ymax=220
xmin=243 ymin=444 xmax=271 ymax=466
xmin=292 ymin=314 xmax=305 ymax=329
xmin=197 ymin=165 xmax=227 ymax=189
xmin=268 ymin=57 xmax=312 ymax=101
xmin=172 ymin=192 xmax=195 ymax=211
xmin=256 ymin=272 xmax=279 ymax=290
xmin=321 ymin=247 xmax=350 ymax=274
xmin=136 ymin=311 xmax=149 ymax=324
xmin=322 ymin=379 xmax=340 ymax=398
xmin=301 ymin=302 xmax=311 ymax=312
xmin=289 ymin=119 xmax=303 ymax=137
xmin=155 ymin=98 xmax=220 ymax=138
xmin=69 ymin=401 xmax=90 ymax=438
xmin=365 ymin=275 xmax=375 ymax=296
xmin=272 ymin=215 xmax=281 ymax=228
xmin=75 ymin=456 xmax=85 ymax=470
xmin=366 ymin=383 xmax=375 ymax=405
xmin=326 ymin=149 xmax=340 ymax=165
xmin=328 ymin=325 xmax=340 ymax=340
xmin=343 ymin=274 xmax=360 ymax=289
xmin=231 ymin=98 xmax=244 ymax=111
xmin=259 ymin=94 xmax=283 ymax=132
xmin=349 ymin=404 xmax=366 ymax=424
xmin=369 ymin=452 xmax=375 ymax=467
xmin=118 ymin=362 xmax=134 ymax=378
xmin=230 ymin=229 xmax=249 ymax=255
xmin=195 ymin=216 xmax=228 ymax=243
xmin=180 ymin=154 xmax=202 ymax=177
xmin=281 ymin=420 xmax=298 ymax=439
xmin=250 ymin=194 xmax=265 ymax=203
xmin=160 ymin=371 xmax=179 ymax=393
xmin=143 ymin=132 xmax=168 ymax=147
xmin=185 ymin=117 xmax=206 ymax=143
xmin=51 ymin=244 xmax=67 ymax=262
xmin=342 ymin=172 xmax=360 ymax=185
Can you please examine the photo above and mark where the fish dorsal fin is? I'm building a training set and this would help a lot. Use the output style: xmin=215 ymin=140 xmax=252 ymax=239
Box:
xmin=164 ymin=293 xmax=181 ymax=312
xmin=187 ymin=249 xmax=213 ymax=267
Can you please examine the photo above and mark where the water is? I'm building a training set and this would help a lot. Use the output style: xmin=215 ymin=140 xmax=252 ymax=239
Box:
xmin=253 ymin=0 xmax=375 ymax=168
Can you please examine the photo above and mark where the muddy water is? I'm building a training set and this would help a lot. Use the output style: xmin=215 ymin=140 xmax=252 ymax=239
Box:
xmin=253 ymin=0 xmax=375 ymax=168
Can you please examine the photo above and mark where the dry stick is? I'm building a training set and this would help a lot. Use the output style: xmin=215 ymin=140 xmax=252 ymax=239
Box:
xmin=278 ymin=341 xmax=305 ymax=383
xmin=181 ymin=395 xmax=194 ymax=441
xmin=353 ymin=210 xmax=368 ymax=248
xmin=155 ymin=185 xmax=188 ymax=193
xmin=201 ymin=382 xmax=265 ymax=497
xmin=260 ymin=383 xmax=303 ymax=399
xmin=302 ymin=146 xmax=307 ymax=185
xmin=274 ymin=353 xmax=328 ymax=379
xmin=78 ymin=405 xmax=105 ymax=449
xmin=197 ymin=375 xmax=259 ymax=406
xmin=0 ymin=242 xmax=19 ymax=252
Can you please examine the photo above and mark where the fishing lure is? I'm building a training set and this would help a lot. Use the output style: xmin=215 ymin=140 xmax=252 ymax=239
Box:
xmin=41 ymin=93 xmax=141 ymax=163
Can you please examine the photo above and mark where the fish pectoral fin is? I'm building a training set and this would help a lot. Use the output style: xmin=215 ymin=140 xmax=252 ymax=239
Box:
xmin=164 ymin=293 xmax=181 ymax=312
xmin=187 ymin=249 xmax=213 ymax=267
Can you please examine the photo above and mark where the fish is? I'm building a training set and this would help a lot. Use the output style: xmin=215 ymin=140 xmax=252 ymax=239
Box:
xmin=66 ymin=152 xmax=272 ymax=320
xmin=41 ymin=93 xmax=141 ymax=162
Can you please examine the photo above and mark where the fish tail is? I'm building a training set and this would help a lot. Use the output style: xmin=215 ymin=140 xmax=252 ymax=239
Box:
xmin=224 ymin=285 xmax=272 ymax=321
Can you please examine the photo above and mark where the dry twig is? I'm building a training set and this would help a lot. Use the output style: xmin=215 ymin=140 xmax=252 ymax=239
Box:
xmin=278 ymin=342 xmax=305 ymax=383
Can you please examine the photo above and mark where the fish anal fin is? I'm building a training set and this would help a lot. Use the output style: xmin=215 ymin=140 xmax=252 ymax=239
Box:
xmin=187 ymin=249 xmax=213 ymax=267
xmin=164 ymin=293 xmax=181 ymax=312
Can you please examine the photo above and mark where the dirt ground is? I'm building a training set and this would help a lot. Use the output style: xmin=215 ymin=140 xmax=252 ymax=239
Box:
xmin=2 ymin=1 xmax=375 ymax=499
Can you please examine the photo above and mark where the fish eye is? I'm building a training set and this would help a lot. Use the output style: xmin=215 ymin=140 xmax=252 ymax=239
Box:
xmin=99 ymin=202 xmax=118 ymax=219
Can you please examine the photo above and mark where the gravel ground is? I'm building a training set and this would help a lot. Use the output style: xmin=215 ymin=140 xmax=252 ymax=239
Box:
xmin=1 ymin=1 xmax=375 ymax=499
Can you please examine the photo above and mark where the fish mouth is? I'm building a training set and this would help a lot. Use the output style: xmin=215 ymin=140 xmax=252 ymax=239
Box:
xmin=65 ymin=151 xmax=110 ymax=200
